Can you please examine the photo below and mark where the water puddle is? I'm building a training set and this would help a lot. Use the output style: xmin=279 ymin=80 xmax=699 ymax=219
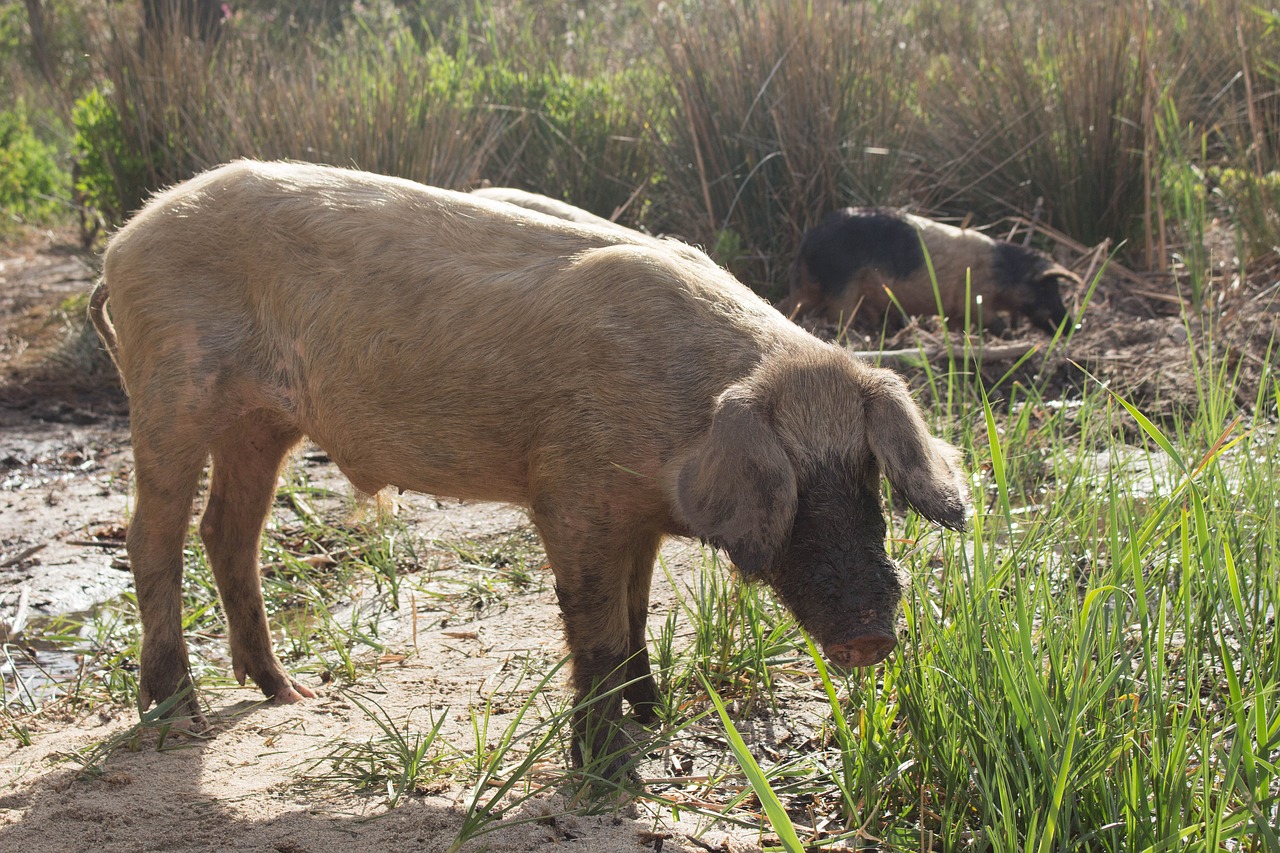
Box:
xmin=1 ymin=607 xmax=112 ymax=713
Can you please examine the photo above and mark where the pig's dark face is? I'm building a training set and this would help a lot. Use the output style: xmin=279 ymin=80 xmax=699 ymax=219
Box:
xmin=673 ymin=359 xmax=968 ymax=673
xmin=760 ymin=457 xmax=905 ymax=669
xmin=1019 ymin=274 xmax=1072 ymax=333
xmin=992 ymin=243 xmax=1076 ymax=333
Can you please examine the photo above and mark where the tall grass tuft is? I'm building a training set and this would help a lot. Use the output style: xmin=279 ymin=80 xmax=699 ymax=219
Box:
xmin=914 ymin=0 xmax=1149 ymax=250
xmin=653 ymin=552 xmax=801 ymax=716
xmin=651 ymin=0 xmax=921 ymax=292
xmin=75 ymin=9 xmax=655 ymax=230
xmin=879 ymin=355 xmax=1280 ymax=849
xmin=676 ymin=274 xmax=1277 ymax=845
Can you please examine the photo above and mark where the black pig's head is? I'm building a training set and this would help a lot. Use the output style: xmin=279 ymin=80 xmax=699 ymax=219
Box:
xmin=673 ymin=347 xmax=968 ymax=668
xmin=992 ymin=242 xmax=1080 ymax=334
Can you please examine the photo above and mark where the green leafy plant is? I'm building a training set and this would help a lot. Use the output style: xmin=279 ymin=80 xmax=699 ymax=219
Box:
xmin=70 ymin=87 xmax=153 ymax=238
xmin=0 ymin=104 xmax=69 ymax=228
xmin=1209 ymin=166 xmax=1280 ymax=261
xmin=312 ymin=690 xmax=448 ymax=808
xmin=702 ymin=672 xmax=805 ymax=853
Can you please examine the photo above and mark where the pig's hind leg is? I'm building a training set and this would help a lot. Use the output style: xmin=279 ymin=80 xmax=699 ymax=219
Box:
xmin=127 ymin=394 xmax=216 ymax=723
xmin=199 ymin=409 xmax=313 ymax=704
xmin=130 ymin=447 xmax=206 ymax=722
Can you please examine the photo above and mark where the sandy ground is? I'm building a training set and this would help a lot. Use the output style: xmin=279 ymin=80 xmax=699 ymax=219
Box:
xmin=0 ymin=517 xmax=765 ymax=853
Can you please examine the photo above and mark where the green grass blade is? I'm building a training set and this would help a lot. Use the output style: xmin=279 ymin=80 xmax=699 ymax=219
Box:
xmin=700 ymin=672 xmax=805 ymax=853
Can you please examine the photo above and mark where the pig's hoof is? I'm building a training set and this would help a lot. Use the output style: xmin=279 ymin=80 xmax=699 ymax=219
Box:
xmin=142 ymin=696 xmax=209 ymax=734
xmin=169 ymin=712 xmax=211 ymax=734
xmin=241 ymin=661 xmax=316 ymax=704
xmin=271 ymin=682 xmax=316 ymax=704
xmin=139 ymin=674 xmax=206 ymax=729
xmin=826 ymin=633 xmax=897 ymax=669
xmin=569 ymin=777 xmax=641 ymax=815
xmin=574 ymin=752 xmax=645 ymax=805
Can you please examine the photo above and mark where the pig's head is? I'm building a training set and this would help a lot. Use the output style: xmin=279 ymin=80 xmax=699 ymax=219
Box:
xmin=1020 ymin=267 xmax=1077 ymax=333
xmin=673 ymin=349 xmax=969 ymax=669
xmin=992 ymin=242 xmax=1080 ymax=334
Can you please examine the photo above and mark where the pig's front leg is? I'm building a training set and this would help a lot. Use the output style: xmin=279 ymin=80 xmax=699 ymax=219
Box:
xmin=622 ymin=533 xmax=662 ymax=723
xmin=535 ymin=511 xmax=663 ymax=785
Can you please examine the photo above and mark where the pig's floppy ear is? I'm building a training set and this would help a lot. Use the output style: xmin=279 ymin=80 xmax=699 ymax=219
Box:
xmin=675 ymin=390 xmax=798 ymax=577
xmin=865 ymin=376 xmax=970 ymax=530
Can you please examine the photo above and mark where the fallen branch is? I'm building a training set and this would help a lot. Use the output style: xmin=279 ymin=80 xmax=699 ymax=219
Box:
xmin=848 ymin=341 xmax=1039 ymax=364
xmin=0 ymin=543 xmax=47 ymax=568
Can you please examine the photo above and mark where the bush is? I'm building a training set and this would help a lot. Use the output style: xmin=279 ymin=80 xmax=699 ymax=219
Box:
xmin=0 ymin=103 xmax=70 ymax=229
xmin=70 ymin=11 xmax=658 ymax=233
xmin=1210 ymin=167 xmax=1280 ymax=260
xmin=475 ymin=62 xmax=657 ymax=223
xmin=71 ymin=86 xmax=154 ymax=237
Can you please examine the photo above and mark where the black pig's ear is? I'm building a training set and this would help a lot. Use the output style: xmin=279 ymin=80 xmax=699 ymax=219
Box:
xmin=1040 ymin=264 xmax=1081 ymax=289
xmin=674 ymin=389 xmax=798 ymax=577
xmin=865 ymin=374 xmax=970 ymax=530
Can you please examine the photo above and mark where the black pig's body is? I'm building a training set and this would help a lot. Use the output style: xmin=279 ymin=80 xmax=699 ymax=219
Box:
xmin=781 ymin=208 xmax=1078 ymax=334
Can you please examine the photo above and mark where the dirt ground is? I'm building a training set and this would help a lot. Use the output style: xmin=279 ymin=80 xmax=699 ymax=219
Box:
xmin=0 ymin=224 xmax=1276 ymax=853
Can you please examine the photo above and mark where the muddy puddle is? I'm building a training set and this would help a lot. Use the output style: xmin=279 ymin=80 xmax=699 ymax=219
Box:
xmin=2 ymin=608 xmax=116 ymax=713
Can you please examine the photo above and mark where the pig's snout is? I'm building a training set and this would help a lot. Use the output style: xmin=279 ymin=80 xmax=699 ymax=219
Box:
xmin=825 ymin=631 xmax=897 ymax=669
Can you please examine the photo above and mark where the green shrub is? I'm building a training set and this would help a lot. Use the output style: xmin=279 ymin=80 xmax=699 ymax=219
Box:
xmin=72 ymin=11 xmax=657 ymax=232
xmin=476 ymin=63 xmax=656 ymax=223
xmin=71 ymin=86 xmax=154 ymax=234
xmin=0 ymin=4 xmax=26 ymax=65
xmin=0 ymin=0 xmax=97 ymax=98
xmin=0 ymin=104 xmax=70 ymax=228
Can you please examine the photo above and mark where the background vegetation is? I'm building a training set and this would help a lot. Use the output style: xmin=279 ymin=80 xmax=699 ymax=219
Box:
xmin=2 ymin=1 xmax=1278 ymax=850
xmin=4 ymin=0 xmax=1278 ymax=292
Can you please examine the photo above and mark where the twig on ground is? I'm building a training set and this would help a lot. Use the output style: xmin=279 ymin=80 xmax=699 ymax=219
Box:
xmin=848 ymin=341 xmax=1038 ymax=364
xmin=1 ymin=543 xmax=47 ymax=568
